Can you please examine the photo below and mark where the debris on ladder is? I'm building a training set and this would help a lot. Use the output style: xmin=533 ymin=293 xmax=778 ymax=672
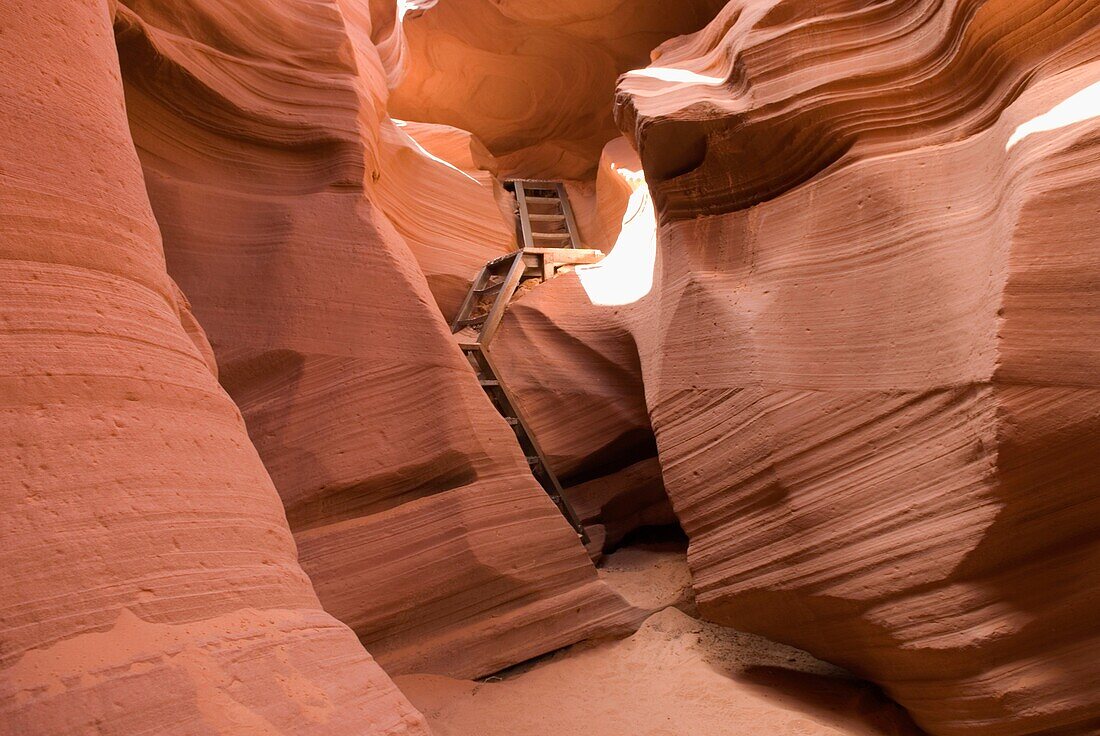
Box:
xmin=451 ymin=180 xmax=603 ymax=541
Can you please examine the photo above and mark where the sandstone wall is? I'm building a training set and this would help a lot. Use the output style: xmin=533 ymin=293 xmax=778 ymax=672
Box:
xmin=0 ymin=1 xmax=427 ymax=733
xmin=390 ymin=0 xmax=730 ymax=179
xmin=612 ymin=1 xmax=1100 ymax=733
xmin=115 ymin=0 xmax=636 ymax=679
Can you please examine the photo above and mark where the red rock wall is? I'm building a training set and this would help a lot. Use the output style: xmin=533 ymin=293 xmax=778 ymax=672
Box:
xmin=115 ymin=0 xmax=637 ymax=679
xmin=611 ymin=1 xmax=1100 ymax=733
xmin=0 ymin=1 xmax=427 ymax=733
xmin=390 ymin=0 xmax=730 ymax=179
xmin=372 ymin=119 xmax=515 ymax=319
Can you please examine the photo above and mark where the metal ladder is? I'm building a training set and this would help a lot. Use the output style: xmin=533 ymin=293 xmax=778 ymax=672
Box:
xmin=450 ymin=181 xmax=602 ymax=541
xmin=458 ymin=340 xmax=588 ymax=539
xmin=450 ymin=248 xmax=603 ymax=344
xmin=508 ymin=180 xmax=582 ymax=249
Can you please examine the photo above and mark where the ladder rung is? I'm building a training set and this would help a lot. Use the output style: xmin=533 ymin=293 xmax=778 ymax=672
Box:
xmin=475 ymin=281 xmax=504 ymax=295
xmin=517 ymin=180 xmax=561 ymax=190
xmin=456 ymin=316 xmax=487 ymax=327
xmin=523 ymin=196 xmax=560 ymax=205
xmin=479 ymin=379 xmax=500 ymax=387
xmin=504 ymin=417 xmax=519 ymax=426
xmin=531 ymin=232 xmax=571 ymax=241
xmin=528 ymin=214 xmax=565 ymax=222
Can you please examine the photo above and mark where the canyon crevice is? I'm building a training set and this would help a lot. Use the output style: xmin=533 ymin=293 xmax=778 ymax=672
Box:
xmin=3 ymin=1 xmax=1098 ymax=735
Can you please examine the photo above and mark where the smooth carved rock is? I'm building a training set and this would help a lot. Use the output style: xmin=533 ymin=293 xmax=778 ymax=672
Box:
xmin=610 ymin=1 xmax=1100 ymax=733
xmin=371 ymin=118 xmax=515 ymax=320
xmin=562 ymin=457 xmax=678 ymax=556
xmin=115 ymin=0 xmax=637 ymax=680
xmin=0 ymin=1 xmax=427 ymax=733
xmin=390 ymin=0 xmax=730 ymax=179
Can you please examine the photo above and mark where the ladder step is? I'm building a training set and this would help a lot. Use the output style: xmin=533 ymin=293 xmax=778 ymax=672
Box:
xmin=474 ymin=281 xmax=504 ymax=295
xmin=456 ymin=316 xmax=487 ymax=327
xmin=523 ymin=196 xmax=560 ymax=205
xmin=504 ymin=417 xmax=520 ymax=426
xmin=531 ymin=232 xmax=571 ymax=241
xmin=479 ymin=379 xmax=500 ymax=387
xmin=528 ymin=214 xmax=565 ymax=222
xmin=516 ymin=180 xmax=561 ymax=191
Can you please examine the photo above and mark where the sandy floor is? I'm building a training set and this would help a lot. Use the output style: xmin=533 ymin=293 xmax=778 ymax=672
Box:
xmin=398 ymin=608 xmax=922 ymax=736
xmin=597 ymin=537 xmax=696 ymax=614
xmin=398 ymin=541 xmax=922 ymax=736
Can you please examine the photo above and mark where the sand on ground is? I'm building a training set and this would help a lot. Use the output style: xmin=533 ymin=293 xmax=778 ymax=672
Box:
xmin=397 ymin=606 xmax=923 ymax=736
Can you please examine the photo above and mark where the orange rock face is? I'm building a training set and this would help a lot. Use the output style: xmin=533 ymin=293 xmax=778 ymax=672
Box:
xmin=115 ymin=0 xmax=636 ymax=680
xmin=371 ymin=118 xmax=515 ymax=319
xmin=7 ymin=0 xmax=1100 ymax=733
xmin=0 ymin=1 xmax=426 ymax=733
xmin=609 ymin=1 xmax=1100 ymax=733
xmin=390 ymin=0 xmax=730 ymax=178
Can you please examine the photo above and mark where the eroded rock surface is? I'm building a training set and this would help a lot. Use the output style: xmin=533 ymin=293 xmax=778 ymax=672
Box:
xmin=609 ymin=2 xmax=1100 ymax=733
xmin=115 ymin=0 xmax=637 ymax=680
xmin=0 ymin=2 xmax=427 ymax=733
xmin=391 ymin=0 xmax=730 ymax=178
xmin=6 ymin=1 xmax=1099 ymax=733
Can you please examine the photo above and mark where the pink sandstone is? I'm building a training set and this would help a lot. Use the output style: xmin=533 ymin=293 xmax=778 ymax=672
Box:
xmin=115 ymin=0 xmax=640 ymax=680
xmin=0 ymin=1 xmax=427 ymax=732
xmin=614 ymin=2 xmax=1100 ymax=732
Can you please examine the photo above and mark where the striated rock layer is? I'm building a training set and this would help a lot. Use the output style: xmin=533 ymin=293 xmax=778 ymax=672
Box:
xmin=0 ymin=1 xmax=426 ymax=733
xmin=370 ymin=118 xmax=514 ymax=319
xmin=391 ymin=0 xmax=730 ymax=178
xmin=610 ymin=1 xmax=1100 ymax=734
xmin=116 ymin=0 xmax=637 ymax=680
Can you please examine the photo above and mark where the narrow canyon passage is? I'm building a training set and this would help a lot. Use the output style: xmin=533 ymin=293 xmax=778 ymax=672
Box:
xmin=2 ymin=2 xmax=1098 ymax=736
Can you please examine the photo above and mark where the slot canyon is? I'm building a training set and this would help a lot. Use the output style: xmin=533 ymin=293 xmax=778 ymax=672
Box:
xmin=1 ymin=0 xmax=1098 ymax=734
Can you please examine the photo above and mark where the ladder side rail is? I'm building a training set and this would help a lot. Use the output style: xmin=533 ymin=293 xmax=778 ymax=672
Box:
xmin=514 ymin=183 xmax=536 ymax=249
xmin=555 ymin=182 xmax=582 ymax=249
xmin=540 ymin=252 xmax=554 ymax=282
xmin=450 ymin=264 xmax=489 ymax=333
xmin=477 ymin=344 xmax=589 ymax=542
xmin=477 ymin=254 xmax=526 ymax=346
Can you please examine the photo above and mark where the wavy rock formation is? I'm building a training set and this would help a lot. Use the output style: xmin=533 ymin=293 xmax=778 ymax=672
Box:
xmin=0 ymin=1 xmax=426 ymax=733
xmin=611 ymin=1 xmax=1100 ymax=733
xmin=390 ymin=0 xmax=730 ymax=179
xmin=561 ymin=457 xmax=678 ymax=555
xmin=370 ymin=118 xmax=514 ymax=319
xmin=8 ymin=0 xmax=1099 ymax=732
xmin=115 ymin=0 xmax=637 ymax=680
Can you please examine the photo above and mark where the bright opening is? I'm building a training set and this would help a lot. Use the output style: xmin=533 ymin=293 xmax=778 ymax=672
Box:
xmin=576 ymin=178 xmax=658 ymax=307
xmin=625 ymin=67 xmax=726 ymax=85
xmin=1006 ymin=79 xmax=1100 ymax=150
